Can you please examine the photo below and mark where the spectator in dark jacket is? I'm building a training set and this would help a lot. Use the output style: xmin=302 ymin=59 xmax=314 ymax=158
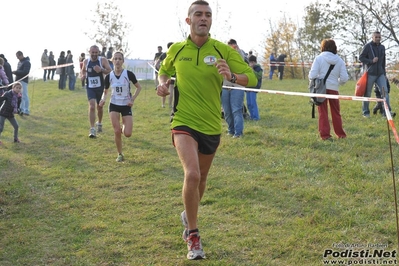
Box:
xmin=277 ymin=54 xmax=287 ymax=80
xmin=47 ymin=51 xmax=56 ymax=80
xmin=0 ymin=82 xmax=22 ymax=144
xmin=0 ymin=54 xmax=14 ymax=91
xmin=106 ymin=47 xmax=114 ymax=70
xmin=12 ymin=51 xmax=31 ymax=116
xmin=66 ymin=52 xmax=76 ymax=90
xmin=57 ymin=51 xmax=67 ymax=89
xmin=359 ymin=31 xmax=393 ymax=117
xmin=269 ymin=53 xmax=277 ymax=79
xmin=246 ymin=55 xmax=262 ymax=120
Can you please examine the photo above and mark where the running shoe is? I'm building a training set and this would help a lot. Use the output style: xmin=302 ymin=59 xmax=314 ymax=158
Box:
xmin=116 ymin=153 xmax=124 ymax=162
xmin=96 ymin=122 xmax=103 ymax=133
xmin=186 ymin=232 xmax=205 ymax=260
xmin=89 ymin=127 xmax=96 ymax=138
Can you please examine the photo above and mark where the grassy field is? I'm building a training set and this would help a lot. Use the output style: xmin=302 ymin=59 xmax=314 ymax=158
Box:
xmin=1 ymin=77 xmax=399 ymax=266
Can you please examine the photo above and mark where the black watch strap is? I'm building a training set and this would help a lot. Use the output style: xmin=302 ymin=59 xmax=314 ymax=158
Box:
xmin=230 ymin=73 xmax=237 ymax=83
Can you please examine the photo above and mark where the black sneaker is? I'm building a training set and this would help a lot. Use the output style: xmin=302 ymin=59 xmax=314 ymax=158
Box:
xmin=372 ymin=102 xmax=382 ymax=115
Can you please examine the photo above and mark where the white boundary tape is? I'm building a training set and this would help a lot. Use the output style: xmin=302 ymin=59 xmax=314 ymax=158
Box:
xmin=0 ymin=63 xmax=73 ymax=89
xmin=227 ymin=86 xmax=399 ymax=144
xmin=149 ymin=61 xmax=399 ymax=144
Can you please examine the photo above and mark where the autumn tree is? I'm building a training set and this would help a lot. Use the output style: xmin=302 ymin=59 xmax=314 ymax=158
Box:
xmin=263 ymin=16 xmax=300 ymax=79
xmin=297 ymin=2 xmax=334 ymax=62
xmin=85 ymin=1 xmax=131 ymax=55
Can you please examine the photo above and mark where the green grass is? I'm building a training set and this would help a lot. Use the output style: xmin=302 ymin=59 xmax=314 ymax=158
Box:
xmin=1 ymin=78 xmax=399 ymax=265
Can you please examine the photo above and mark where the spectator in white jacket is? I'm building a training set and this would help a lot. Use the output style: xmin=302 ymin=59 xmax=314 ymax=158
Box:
xmin=309 ymin=39 xmax=349 ymax=141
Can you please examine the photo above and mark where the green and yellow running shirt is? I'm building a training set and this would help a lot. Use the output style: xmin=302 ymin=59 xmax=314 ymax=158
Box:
xmin=159 ymin=36 xmax=257 ymax=135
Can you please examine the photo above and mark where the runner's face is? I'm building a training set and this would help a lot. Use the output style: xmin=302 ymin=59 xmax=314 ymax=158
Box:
xmin=113 ymin=53 xmax=124 ymax=68
xmin=187 ymin=4 xmax=212 ymax=37
xmin=90 ymin=48 xmax=99 ymax=61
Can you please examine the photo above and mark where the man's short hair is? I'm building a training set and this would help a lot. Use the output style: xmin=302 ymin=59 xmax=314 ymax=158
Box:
xmin=249 ymin=55 xmax=257 ymax=63
xmin=188 ymin=0 xmax=210 ymax=16
xmin=227 ymin=39 xmax=237 ymax=45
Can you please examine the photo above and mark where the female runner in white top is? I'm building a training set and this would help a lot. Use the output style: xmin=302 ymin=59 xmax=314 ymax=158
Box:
xmin=99 ymin=51 xmax=143 ymax=162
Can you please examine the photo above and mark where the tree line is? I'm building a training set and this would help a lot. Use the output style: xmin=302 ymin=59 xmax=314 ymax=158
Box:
xmin=85 ymin=0 xmax=399 ymax=80
xmin=263 ymin=0 xmax=399 ymax=79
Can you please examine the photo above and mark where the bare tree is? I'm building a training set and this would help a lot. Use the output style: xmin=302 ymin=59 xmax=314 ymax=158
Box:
xmin=332 ymin=0 xmax=383 ymax=59
xmin=350 ymin=0 xmax=399 ymax=45
xmin=331 ymin=0 xmax=399 ymax=63
xmin=85 ymin=1 xmax=131 ymax=56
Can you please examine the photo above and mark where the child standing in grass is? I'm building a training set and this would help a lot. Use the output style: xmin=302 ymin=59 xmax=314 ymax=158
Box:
xmin=0 ymin=82 xmax=22 ymax=144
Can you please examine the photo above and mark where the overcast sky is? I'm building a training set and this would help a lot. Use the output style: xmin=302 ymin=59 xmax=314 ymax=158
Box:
xmin=3 ymin=0 xmax=323 ymax=78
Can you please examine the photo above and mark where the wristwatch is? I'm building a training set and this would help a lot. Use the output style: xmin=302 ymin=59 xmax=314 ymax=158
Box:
xmin=230 ymin=73 xmax=237 ymax=83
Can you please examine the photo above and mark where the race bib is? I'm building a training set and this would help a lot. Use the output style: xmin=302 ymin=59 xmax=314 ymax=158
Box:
xmin=88 ymin=76 xmax=101 ymax=88
xmin=113 ymin=81 xmax=129 ymax=97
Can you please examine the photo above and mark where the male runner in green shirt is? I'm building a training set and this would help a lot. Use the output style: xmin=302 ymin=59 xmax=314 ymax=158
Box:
xmin=156 ymin=0 xmax=257 ymax=260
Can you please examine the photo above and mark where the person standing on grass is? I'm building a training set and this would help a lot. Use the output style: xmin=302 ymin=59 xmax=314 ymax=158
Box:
xmin=12 ymin=51 xmax=31 ymax=116
xmin=277 ymin=53 xmax=287 ymax=80
xmin=155 ymin=42 xmax=174 ymax=108
xmin=101 ymin=46 xmax=107 ymax=57
xmin=0 ymin=57 xmax=10 ymax=96
xmin=79 ymin=53 xmax=86 ymax=88
xmin=156 ymin=0 xmax=257 ymax=260
xmin=222 ymin=38 xmax=248 ymax=138
xmin=269 ymin=53 xmax=277 ymax=79
xmin=309 ymin=39 xmax=348 ymax=141
xmin=66 ymin=52 xmax=76 ymax=90
xmin=41 ymin=49 xmax=49 ymax=82
xmin=106 ymin=47 xmax=114 ymax=70
xmin=246 ymin=55 xmax=262 ymax=121
xmin=153 ymin=46 xmax=163 ymax=90
xmin=99 ymin=51 xmax=142 ymax=162
xmin=0 ymin=54 xmax=13 ymax=91
xmin=57 ymin=51 xmax=67 ymax=89
xmin=359 ymin=31 xmax=393 ymax=118
xmin=48 ymin=51 xmax=56 ymax=80
xmin=0 ymin=82 xmax=22 ymax=144
xmin=353 ymin=56 xmax=361 ymax=80
xmin=81 ymin=45 xmax=112 ymax=138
